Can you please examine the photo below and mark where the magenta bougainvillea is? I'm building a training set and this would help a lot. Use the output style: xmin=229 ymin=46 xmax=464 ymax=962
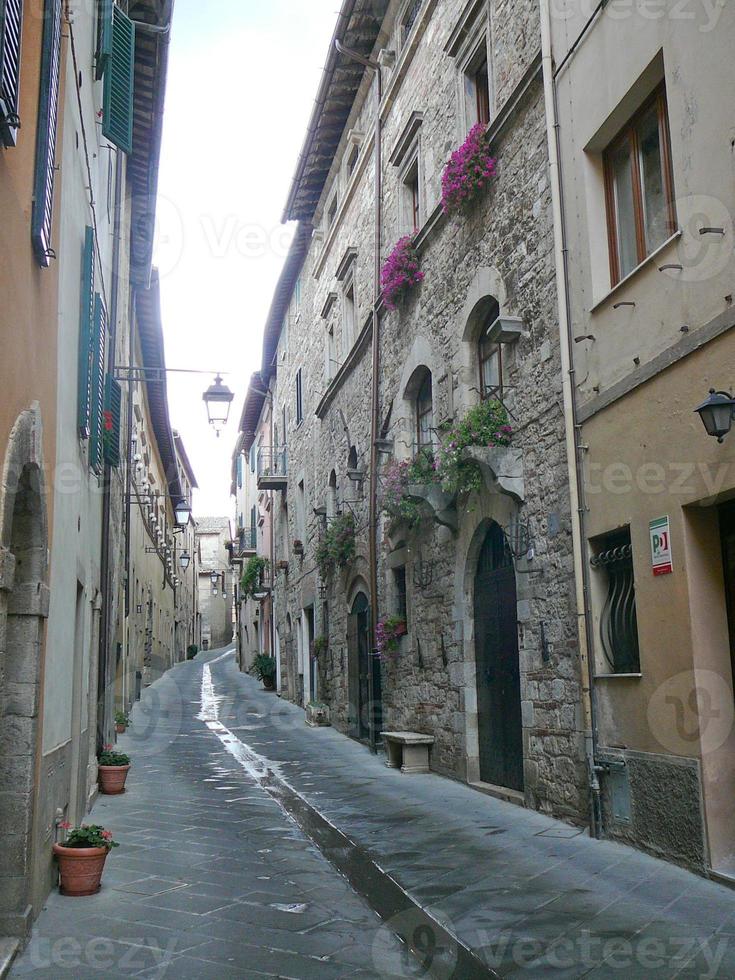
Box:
xmin=441 ymin=123 xmax=496 ymax=216
xmin=380 ymin=235 xmax=425 ymax=311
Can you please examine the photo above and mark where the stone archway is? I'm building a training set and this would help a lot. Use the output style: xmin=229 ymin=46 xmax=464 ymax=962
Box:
xmin=0 ymin=406 xmax=49 ymax=939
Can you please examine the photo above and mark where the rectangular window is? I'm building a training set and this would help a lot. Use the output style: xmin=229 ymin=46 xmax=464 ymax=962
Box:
xmin=474 ymin=56 xmax=490 ymax=126
xmin=393 ymin=567 xmax=407 ymax=623
xmin=295 ymin=369 xmax=303 ymax=426
xmin=327 ymin=193 xmax=338 ymax=229
xmin=0 ymin=0 xmax=24 ymax=147
xmin=347 ymin=143 xmax=359 ymax=178
xmin=603 ymin=86 xmax=675 ymax=285
xmin=326 ymin=325 xmax=336 ymax=382
xmin=401 ymin=0 xmax=423 ymax=47
xmin=31 ymin=0 xmax=63 ymax=266
xmin=343 ymin=279 xmax=357 ymax=352
xmin=403 ymin=158 xmax=421 ymax=233
xmin=102 ymin=374 xmax=122 ymax=468
xmin=294 ymin=277 xmax=302 ymax=314
xmin=591 ymin=527 xmax=641 ymax=674
xmin=462 ymin=40 xmax=491 ymax=131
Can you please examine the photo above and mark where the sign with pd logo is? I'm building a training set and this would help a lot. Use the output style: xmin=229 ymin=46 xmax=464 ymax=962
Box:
xmin=650 ymin=516 xmax=673 ymax=576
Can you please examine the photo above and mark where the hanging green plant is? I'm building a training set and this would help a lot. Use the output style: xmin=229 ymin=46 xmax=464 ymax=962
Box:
xmin=437 ymin=399 xmax=512 ymax=496
xmin=381 ymin=451 xmax=440 ymax=528
xmin=316 ymin=513 xmax=356 ymax=579
xmin=241 ymin=556 xmax=269 ymax=598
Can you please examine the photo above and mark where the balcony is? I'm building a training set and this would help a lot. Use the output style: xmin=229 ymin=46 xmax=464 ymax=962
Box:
xmin=235 ymin=526 xmax=258 ymax=558
xmin=257 ymin=447 xmax=288 ymax=491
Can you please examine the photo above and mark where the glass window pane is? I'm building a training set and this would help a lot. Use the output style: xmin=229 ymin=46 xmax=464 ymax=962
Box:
xmin=637 ymin=103 xmax=668 ymax=254
xmin=611 ymin=139 xmax=638 ymax=279
xmin=481 ymin=344 xmax=500 ymax=396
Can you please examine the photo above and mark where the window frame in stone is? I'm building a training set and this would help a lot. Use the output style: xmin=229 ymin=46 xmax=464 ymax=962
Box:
xmin=393 ymin=566 xmax=408 ymax=623
xmin=342 ymin=272 xmax=358 ymax=356
xmin=399 ymin=0 xmax=424 ymax=49
xmin=478 ymin=304 xmax=503 ymax=400
xmin=326 ymin=190 xmax=339 ymax=231
xmin=590 ymin=527 xmax=641 ymax=675
xmin=415 ymin=369 xmax=433 ymax=453
xmin=447 ymin=4 xmax=493 ymax=136
xmin=603 ymin=84 xmax=676 ymax=287
xmin=295 ymin=368 xmax=304 ymax=427
xmin=401 ymin=149 xmax=422 ymax=235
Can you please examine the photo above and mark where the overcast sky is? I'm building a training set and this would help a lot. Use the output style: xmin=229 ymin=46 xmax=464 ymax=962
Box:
xmin=154 ymin=0 xmax=339 ymax=520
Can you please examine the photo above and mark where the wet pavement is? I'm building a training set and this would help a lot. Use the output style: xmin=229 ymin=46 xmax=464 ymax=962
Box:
xmin=12 ymin=646 xmax=735 ymax=979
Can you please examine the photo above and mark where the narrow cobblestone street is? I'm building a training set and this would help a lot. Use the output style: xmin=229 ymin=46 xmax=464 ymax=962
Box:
xmin=10 ymin=648 xmax=735 ymax=979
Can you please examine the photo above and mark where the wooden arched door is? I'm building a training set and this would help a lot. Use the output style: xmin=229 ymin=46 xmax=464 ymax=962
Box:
xmin=474 ymin=522 xmax=524 ymax=791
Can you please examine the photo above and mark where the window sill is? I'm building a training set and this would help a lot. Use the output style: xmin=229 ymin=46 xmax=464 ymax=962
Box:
xmin=594 ymin=672 xmax=642 ymax=680
xmin=590 ymin=230 xmax=682 ymax=314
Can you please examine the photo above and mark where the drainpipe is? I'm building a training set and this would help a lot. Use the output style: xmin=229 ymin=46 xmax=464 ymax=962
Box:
xmin=97 ymin=149 xmax=125 ymax=750
xmin=334 ymin=40 xmax=382 ymax=755
xmin=540 ymin=1 xmax=602 ymax=837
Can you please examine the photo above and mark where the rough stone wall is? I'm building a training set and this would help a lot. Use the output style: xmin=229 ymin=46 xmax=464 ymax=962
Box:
xmin=272 ymin=0 xmax=588 ymax=822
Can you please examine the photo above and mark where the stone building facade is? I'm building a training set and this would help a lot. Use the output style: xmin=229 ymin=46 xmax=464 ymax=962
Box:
xmin=196 ymin=518 xmax=234 ymax=651
xmin=237 ymin=0 xmax=588 ymax=823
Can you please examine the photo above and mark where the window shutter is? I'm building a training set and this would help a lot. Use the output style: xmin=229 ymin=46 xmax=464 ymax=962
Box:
xmin=77 ymin=227 xmax=96 ymax=439
xmin=95 ymin=0 xmax=113 ymax=81
xmin=31 ymin=0 xmax=62 ymax=266
xmin=103 ymin=374 xmax=122 ymax=467
xmin=102 ymin=5 xmax=135 ymax=153
xmin=89 ymin=294 xmax=108 ymax=474
xmin=0 ymin=0 xmax=23 ymax=147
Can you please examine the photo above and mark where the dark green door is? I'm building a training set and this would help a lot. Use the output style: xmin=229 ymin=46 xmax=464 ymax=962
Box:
xmin=474 ymin=523 xmax=524 ymax=791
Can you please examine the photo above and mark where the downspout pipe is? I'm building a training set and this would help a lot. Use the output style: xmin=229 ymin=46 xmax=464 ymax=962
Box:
xmin=334 ymin=39 xmax=382 ymax=754
xmin=540 ymin=1 xmax=602 ymax=837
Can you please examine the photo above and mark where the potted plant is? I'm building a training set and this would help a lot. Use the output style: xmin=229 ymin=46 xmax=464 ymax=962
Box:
xmin=293 ymin=539 xmax=305 ymax=556
xmin=186 ymin=644 xmax=199 ymax=661
xmin=98 ymin=747 xmax=131 ymax=796
xmin=376 ymin=615 xmax=408 ymax=658
xmin=381 ymin=235 xmax=425 ymax=310
xmin=441 ymin=123 xmax=496 ymax=217
xmin=313 ymin=635 xmax=329 ymax=658
xmin=114 ymin=711 xmax=130 ymax=735
xmin=54 ymin=823 xmax=119 ymax=897
xmin=252 ymin=653 xmax=277 ymax=691
xmin=316 ymin=513 xmax=356 ymax=579
xmin=241 ymin=556 xmax=270 ymax=599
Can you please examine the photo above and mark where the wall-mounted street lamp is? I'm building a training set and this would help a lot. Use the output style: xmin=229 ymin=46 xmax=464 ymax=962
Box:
xmin=179 ymin=550 xmax=191 ymax=571
xmin=174 ymin=499 xmax=192 ymax=528
xmin=202 ymin=375 xmax=235 ymax=437
xmin=210 ymin=571 xmax=219 ymax=586
xmin=695 ymin=389 xmax=735 ymax=443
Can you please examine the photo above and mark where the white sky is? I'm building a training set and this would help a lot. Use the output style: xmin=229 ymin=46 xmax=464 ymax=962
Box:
xmin=154 ymin=0 xmax=339 ymax=519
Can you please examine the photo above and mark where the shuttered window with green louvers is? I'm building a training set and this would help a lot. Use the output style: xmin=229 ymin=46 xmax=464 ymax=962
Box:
xmin=0 ymin=0 xmax=23 ymax=147
xmin=31 ymin=0 xmax=62 ymax=266
xmin=102 ymin=4 xmax=135 ymax=153
xmin=96 ymin=0 xmax=113 ymax=81
xmin=78 ymin=227 xmax=96 ymax=439
xmin=103 ymin=375 xmax=122 ymax=467
xmin=89 ymin=295 xmax=108 ymax=474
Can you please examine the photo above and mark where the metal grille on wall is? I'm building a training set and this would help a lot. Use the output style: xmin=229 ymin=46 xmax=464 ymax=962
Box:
xmin=591 ymin=535 xmax=640 ymax=674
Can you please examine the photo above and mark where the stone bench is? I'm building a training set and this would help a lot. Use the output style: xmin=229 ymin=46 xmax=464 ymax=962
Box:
xmin=381 ymin=731 xmax=434 ymax=774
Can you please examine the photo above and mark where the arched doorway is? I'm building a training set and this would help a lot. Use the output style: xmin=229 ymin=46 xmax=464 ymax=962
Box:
xmin=347 ymin=591 xmax=377 ymax=741
xmin=0 ymin=408 xmax=49 ymax=937
xmin=474 ymin=522 xmax=523 ymax=791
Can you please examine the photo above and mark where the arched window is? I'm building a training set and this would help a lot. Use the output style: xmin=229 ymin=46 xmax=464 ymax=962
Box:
xmin=415 ymin=370 xmax=433 ymax=451
xmin=478 ymin=298 xmax=502 ymax=400
xmin=328 ymin=470 xmax=338 ymax=518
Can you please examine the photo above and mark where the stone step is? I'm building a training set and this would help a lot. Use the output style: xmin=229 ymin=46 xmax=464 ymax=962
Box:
xmin=0 ymin=938 xmax=20 ymax=979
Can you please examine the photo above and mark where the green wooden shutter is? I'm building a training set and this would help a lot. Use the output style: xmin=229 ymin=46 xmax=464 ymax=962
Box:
xmin=77 ymin=227 xmax=96 ymax=439
xmin=31 ymin=0 xmax=62 ymax=266
xmin=89 ymin=294 xmax=107 ymax=474
xmin=102 ymin=5 xmax=135 ymax=153
xmin=103 ymin=374 xmax=122 ymax=467
xmin=0 ymin=0 xmax=23 ymax=147
xmin=95 ymin=0 xmax=113 ymax=81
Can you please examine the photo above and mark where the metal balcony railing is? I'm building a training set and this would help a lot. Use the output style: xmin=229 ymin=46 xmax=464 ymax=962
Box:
xmin=257 ymin=447 xmax=288 ymax=489
xmin=235 ymin=525 xmax=257 ymax=556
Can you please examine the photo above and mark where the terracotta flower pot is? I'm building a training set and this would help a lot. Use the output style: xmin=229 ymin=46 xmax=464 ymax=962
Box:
xmin=115 ymin=723 xmax=126 ymax=734
xmin=53 ymin=844 xmax=109 ymax=897
xmin=98 ymin=764 xmax=130 ymax=795
xmin=262 ymin=675 xmax=276 ymax=691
